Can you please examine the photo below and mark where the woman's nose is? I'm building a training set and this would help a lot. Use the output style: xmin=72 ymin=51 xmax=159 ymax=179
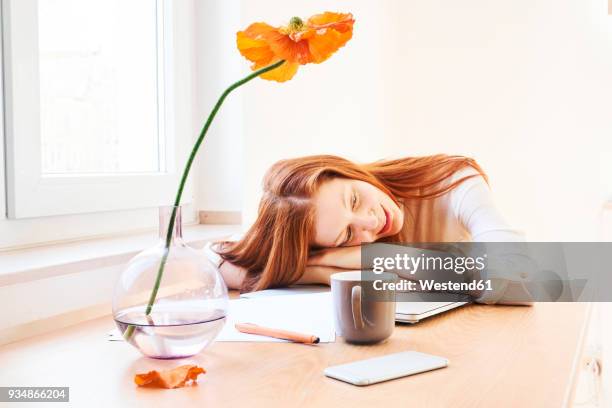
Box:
xmin=353 ymin=212 xmax=379 ymax=231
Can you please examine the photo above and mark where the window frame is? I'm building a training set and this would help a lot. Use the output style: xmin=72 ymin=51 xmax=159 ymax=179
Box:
xmin=1 ymin=0 xmax=193 ymax=219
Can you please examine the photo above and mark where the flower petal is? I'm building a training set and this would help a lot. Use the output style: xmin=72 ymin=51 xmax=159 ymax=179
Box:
xmin=134 ymin=365 xmax=206 ymax=389
xmin=264 ymin=31 xmax=312 ymax=65
xmin=236 ymin=23 xmax=277 ymax=69
xmin=304 ymin=12 xmax=354 ymax=63
xmin=307 ymin=12 xmax=354 ymax=32
xmin=259 ymin=60 xmax=300 ymax=82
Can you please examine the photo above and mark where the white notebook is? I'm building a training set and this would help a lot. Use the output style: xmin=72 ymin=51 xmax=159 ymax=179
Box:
xmin=239 ymin=284 xmax=329 ymax=299
xmin=218 ymin=292 xmax=335 ymax=343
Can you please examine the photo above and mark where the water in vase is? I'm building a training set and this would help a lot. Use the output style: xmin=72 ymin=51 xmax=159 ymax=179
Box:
xmin=115 ymin=306 xmax=226 ymax=359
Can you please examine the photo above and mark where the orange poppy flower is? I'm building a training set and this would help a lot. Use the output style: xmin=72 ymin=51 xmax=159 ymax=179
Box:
xmin=236 ymin=12 xmax=355 ymax=82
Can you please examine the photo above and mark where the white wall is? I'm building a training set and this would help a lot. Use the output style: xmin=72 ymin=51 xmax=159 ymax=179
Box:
xmin=192 ymin=1 xmax=245 ymax=213
xmin=225 ymin=0 xmax=612 ymax=240
xmin=379 ymin=0 xmax=612 ymax=241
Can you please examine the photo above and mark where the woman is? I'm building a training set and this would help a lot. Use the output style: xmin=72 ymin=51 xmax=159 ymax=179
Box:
xmin=207 ymin=154 xmax=528 ymax=303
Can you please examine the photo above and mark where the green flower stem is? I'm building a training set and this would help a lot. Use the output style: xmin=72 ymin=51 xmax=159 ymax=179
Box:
xmin=123 ymin=59 xmax=286 ymax=341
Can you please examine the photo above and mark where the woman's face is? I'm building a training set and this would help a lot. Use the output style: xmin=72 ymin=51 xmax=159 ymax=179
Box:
xmin=312 ymin=178 xmax=404 ymax=247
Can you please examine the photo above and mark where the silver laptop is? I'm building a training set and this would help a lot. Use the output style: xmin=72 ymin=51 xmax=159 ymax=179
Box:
xmin=395 ymin=299 xmax=467 ymax=323
xmin=394 ymin=290 xmax=469 ymax=323
xmin=241 ymin=285 xmax=468 ymax=324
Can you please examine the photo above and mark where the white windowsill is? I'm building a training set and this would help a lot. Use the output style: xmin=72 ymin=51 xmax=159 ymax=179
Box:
xmin=0 ymin=224 xmax=242 ymax=288
xmin=0 ymin=223 xmax=242 ymax=346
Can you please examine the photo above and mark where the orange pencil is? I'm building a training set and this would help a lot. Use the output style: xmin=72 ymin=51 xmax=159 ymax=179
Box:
xmin=235 ymin=323 xmax=320 ymax=344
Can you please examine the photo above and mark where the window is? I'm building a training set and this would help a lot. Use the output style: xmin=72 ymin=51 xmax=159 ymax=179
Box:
xmin=38 ymin=0 xmax=162 ymax=175
xmin=2 ymin=0 xmax=193 ymax=219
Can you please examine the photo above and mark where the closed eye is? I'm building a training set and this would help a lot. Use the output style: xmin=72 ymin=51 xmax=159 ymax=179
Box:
xmin=351 ymin=191 xmax=358 ymax=209
xmin=341 ymin=191 xmax=358 ymax=246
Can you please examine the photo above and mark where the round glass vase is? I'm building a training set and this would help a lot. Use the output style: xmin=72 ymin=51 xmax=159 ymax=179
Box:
xmin=112 ymin=205 xmax=228 ymax=359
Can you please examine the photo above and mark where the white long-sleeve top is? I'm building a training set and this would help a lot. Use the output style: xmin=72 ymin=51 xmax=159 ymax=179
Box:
xmin=400 ymin=167 xmax=524 ymax=243
xmin=399 ymin=167 xmax=532 ymax=304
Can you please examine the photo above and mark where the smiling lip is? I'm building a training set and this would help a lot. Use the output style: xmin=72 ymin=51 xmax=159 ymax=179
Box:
xmin=378 ymin=207 xmax=392 ymax=235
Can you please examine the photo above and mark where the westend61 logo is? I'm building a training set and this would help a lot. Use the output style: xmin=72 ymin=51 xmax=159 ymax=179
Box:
xmin=371 ymin=253 xmax=487 ymax=275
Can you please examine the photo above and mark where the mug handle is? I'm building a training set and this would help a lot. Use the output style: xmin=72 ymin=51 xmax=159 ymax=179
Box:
xmin=351 ymin=285 xmax=365 ymax=330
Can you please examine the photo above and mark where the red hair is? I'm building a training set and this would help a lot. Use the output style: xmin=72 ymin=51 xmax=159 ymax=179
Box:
xmin=220 ymin=154 xmax=487 ymax=292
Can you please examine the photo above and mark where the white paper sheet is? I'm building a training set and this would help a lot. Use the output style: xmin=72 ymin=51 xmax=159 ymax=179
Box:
xmin=217 ymin=292 xmax=335 ymax=343
xmin=239 ymin=285 xmax=329 ymax=299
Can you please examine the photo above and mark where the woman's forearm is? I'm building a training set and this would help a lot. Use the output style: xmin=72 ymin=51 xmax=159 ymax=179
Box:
xmin=308 ymin=246 xmax=362 ymax=270
xmin=219 ymin=261 xmax=348 ymax=290
xmin=299 ymin=265 xmax=349 ymax=285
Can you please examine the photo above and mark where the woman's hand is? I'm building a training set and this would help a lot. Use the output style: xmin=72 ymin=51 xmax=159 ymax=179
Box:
xmin=299 ymin=265 xmax=350 ymax=286
xmin=308 ymin=245 xmax=362 ymax=270
xmin=219 ymin=260 xmax=247 ymax=290
xmin=303 ymin=246 xmax=363 ymax=285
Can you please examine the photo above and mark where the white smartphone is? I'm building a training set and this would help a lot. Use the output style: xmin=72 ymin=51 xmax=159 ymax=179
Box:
xmin=324 ymin=351 xmax=448 ymax=386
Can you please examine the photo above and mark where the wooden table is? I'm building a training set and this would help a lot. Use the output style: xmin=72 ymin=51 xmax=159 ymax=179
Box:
xmin=0 ymin=298 xmax=591 ymax=408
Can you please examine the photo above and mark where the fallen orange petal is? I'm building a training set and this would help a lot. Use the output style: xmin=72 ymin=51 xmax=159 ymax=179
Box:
xmin=134 ymin=365 xmax=206 ymax=389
